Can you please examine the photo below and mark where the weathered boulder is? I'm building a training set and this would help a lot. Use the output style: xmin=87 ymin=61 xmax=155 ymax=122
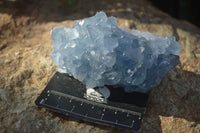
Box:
xmin=0 ymin=0 xmax=199 ymax=132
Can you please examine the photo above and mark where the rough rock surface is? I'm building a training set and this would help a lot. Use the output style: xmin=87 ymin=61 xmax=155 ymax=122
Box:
xmin=0 ymin=0 xmax=200 ymax=133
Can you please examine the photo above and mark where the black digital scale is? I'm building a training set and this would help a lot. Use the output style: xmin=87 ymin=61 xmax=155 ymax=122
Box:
xmin=35 ymin=72 xmax=149 ymax=131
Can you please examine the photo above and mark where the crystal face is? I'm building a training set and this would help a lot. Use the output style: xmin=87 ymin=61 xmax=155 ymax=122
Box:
xmin=51 ymin=12 xmax=181 ymax=93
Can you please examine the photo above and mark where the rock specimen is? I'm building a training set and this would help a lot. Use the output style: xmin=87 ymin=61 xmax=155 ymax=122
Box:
xmin=51 ymin=12 xmax=181 ymax=93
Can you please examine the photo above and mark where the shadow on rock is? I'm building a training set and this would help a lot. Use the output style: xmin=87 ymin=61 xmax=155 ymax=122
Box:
xmin=141 ymin=68 xmax=200 ymax=132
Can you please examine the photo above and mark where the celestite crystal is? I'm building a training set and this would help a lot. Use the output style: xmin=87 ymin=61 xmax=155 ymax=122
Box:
xmin=51 ymin=12 xmax=181 ymax=93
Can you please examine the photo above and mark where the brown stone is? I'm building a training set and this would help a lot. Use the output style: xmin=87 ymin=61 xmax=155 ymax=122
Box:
xmin=0 ymin=0 xmax=200 ymax=132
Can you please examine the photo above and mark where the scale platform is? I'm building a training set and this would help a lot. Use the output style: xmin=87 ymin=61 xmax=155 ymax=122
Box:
xmin=35 ymin=72 xmax=149 ymax=131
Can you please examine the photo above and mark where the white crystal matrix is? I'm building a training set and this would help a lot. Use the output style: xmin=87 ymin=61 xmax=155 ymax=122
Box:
xmin=51 ymin=12 xmax=181 ymax=93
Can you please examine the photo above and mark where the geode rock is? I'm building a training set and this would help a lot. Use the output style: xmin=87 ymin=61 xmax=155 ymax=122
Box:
xmin=51 ymin=12 xmax=181 ymax=93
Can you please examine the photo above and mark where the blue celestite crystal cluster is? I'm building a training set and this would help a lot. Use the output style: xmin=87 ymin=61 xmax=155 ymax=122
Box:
xmin=51 ymin=12 xmax=181 ymax=93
